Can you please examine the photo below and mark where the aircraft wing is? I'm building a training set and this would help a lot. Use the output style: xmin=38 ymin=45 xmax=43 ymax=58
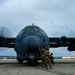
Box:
xmin=49 ymin=36 xmax=75 ymax=51
xmin=0 ymin=37 xmax=15 ymax=48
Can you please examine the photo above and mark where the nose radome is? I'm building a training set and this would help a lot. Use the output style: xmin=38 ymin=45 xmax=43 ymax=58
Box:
xmin=27 ymin=37 xmax=37 ymax=49
xmin=23 ymin=36 xmax=41 ymax=50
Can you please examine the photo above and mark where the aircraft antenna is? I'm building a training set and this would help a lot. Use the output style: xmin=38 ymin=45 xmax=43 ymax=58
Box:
xmin=32 ymin=23 xmax=35 ymax=26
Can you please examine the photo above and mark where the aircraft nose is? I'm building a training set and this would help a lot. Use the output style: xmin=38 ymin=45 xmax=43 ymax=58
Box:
xmin=23 ymin=36 xmax=41 ymax=52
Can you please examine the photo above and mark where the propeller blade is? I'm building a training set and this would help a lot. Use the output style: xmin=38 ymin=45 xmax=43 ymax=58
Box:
xmin=0 ymin=26 xmax=12 ymax=37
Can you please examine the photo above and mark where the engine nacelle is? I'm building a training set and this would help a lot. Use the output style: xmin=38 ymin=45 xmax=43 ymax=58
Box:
xmin=0 ymin=37 xmax=5 ymax=46
xmin=67 ymin=44 xmax=75 ymax=51
xmin=60 ymin=36 xmax=67 ymax=44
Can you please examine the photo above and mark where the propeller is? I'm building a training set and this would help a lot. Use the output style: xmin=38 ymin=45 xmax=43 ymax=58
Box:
xmin=61 ymin=36 xmax=67 ymax=43
xmin=0 ymin=26 xmax=12 ymax=47
xmin=0 ymin=26 xmax=12 ymax=38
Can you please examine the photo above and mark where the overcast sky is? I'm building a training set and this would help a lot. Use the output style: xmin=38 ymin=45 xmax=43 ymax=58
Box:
xmin=0 ymin=0 xmax=75 ymax=56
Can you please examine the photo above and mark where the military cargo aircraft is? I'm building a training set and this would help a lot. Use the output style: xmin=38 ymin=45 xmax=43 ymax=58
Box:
xmin=0 ymin=24 xmax=75 ymax=64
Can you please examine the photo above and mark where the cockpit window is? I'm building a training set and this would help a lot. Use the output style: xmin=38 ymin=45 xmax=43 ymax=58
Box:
xmin=25 ymin=27 xmax=33 ymax=32
xmin=25 ymin=26 xmax=39 ymax=32
xmin=39 ymin=29 xmax=47 ymax=35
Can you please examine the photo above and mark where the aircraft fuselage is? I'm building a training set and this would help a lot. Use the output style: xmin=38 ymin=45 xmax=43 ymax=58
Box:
xmin=14 ymin=25 xmax=50 ymax=62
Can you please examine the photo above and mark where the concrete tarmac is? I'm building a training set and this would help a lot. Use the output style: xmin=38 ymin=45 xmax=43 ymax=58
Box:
xmin=0 ymin=59 xmax=75 ymax=75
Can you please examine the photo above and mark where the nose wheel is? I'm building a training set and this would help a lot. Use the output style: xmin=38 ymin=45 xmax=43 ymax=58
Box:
xmin=18 ymin=60 xmax=23 ymax=64
xmin=17 ymin=58 xmax=23 ymax=64
xmin=27 ymin=59 xmax=38 ymax=66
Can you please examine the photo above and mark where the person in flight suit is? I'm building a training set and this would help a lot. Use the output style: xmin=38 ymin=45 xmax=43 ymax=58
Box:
xmin=44 ymin=48 xmax=53 ymax=69
xmin=41 ymin=49 xmax=46 ymax=68
xmin=38 ymin=48 xmax=46 ymax=68
xmin=50 ymin=53 xmax=54 ymax=65
xmin=38 ymin=48 xmax=44 ymax=67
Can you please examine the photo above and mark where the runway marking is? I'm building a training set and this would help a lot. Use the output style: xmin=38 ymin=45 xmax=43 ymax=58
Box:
xmin=17 ymin=66 xmax=23 ymax=75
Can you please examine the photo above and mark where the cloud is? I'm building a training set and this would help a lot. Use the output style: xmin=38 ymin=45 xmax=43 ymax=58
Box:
xmin=0 ymin=0 xmax=75 ymax=33
xmin=0 ymin=0 xmax=8 ymax=4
